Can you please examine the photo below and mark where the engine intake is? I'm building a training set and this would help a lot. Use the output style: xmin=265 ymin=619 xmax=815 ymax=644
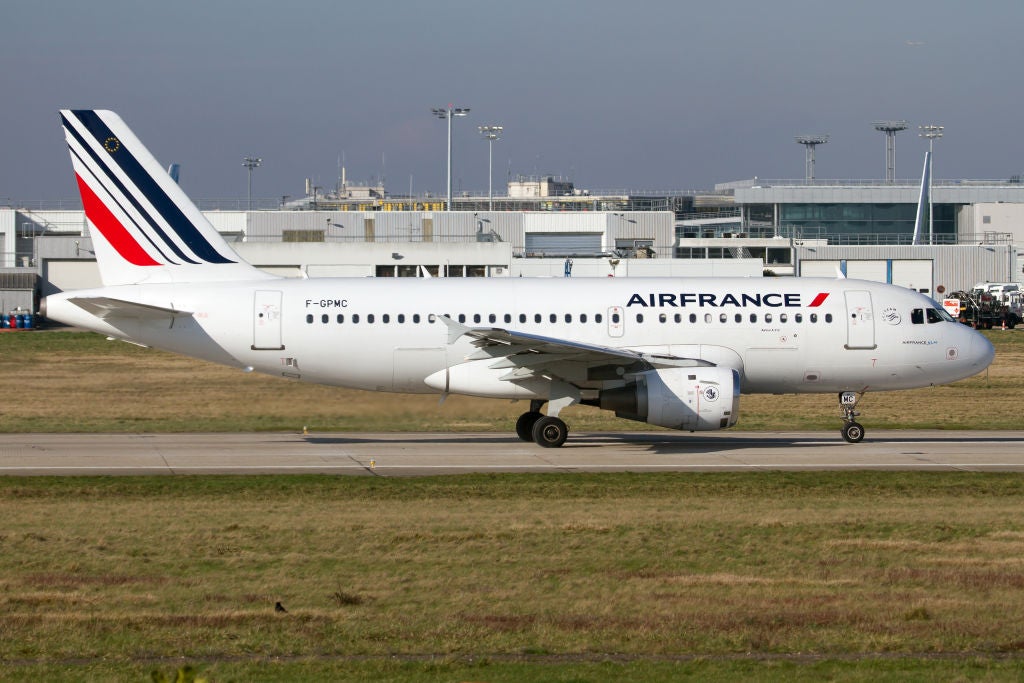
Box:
xmin=596 ymin=366 xmax=740 ymax=431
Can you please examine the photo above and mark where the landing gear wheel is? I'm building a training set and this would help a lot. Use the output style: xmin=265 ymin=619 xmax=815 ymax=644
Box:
xmin=837 ymin=391 xmax=866 ymax=444
xmin=515 ymin=411 xmax=543 ymax=442
xmin=532 ymin=416 xmax=568 ymax=448
xmin=841 ymin=421 xmax=865 ymax=443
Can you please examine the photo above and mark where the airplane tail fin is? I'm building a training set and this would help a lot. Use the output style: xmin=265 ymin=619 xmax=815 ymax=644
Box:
xmin=60 ymin=109 xmax=273 ymax=286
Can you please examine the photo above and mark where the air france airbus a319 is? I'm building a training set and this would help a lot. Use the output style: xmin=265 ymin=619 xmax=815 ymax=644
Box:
xmin=42 ymin=110 xmax=995 ymax=447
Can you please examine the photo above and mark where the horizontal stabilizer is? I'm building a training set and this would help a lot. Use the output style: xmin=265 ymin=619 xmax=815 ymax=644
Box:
xmin=67 ymin=297 xmax=192 ymax=320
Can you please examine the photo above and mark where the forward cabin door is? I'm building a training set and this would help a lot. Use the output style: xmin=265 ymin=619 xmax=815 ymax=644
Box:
xmin=607 ymin=306 xmax=624 ymax=338
xmin=253 ymin=290 xmax=285 ymax=350
xmin=844 ymin=290 xmax=875 ymax=350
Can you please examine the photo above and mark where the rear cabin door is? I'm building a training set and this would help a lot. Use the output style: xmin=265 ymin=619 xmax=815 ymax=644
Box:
xmin=252 ymin=290 xmax=285 ymax=350
xmin=844 ymin=290 xmax=875 ymax=350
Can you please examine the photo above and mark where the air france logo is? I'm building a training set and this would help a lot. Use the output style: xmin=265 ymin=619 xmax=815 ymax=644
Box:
xmin=702 ymin=385 xmax=720 ymax=402
xmin=626 ymin=292 xmax=829 ymax=308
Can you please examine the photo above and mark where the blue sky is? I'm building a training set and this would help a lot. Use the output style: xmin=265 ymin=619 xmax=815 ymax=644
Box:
xmin=1 ymin=0 xmax=1021 ymax=202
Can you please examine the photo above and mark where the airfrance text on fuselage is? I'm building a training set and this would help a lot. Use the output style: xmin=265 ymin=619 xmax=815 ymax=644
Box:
xmin=626 ymin=292 xmax=829 ymax=308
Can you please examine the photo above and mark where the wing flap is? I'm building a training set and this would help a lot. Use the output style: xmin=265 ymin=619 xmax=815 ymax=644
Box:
xmin=438 ymin=315 xmax=712 ymax=385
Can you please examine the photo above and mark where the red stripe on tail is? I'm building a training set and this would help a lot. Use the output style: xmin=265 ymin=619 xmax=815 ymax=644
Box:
xmin=76 ymin=174 xmax=160 ymax=266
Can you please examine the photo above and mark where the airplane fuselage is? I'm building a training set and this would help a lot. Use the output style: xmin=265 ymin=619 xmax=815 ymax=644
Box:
xmin=44 ymin=276 xmax=992 ymax=398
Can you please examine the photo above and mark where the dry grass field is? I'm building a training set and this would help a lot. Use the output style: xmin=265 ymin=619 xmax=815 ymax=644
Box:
xmin=0 ymin=329 xmax=1020 ymax=433
xmin=2 ymin=474 xmax=1024 ymax=681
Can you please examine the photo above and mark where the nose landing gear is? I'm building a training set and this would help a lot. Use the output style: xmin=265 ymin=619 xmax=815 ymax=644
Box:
xmin=839 ymin=391 xmax=865 ymax=443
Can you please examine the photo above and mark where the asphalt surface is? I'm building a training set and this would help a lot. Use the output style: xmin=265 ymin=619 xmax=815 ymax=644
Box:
xmin=1 ymin=430 xmax=1022 ymax=475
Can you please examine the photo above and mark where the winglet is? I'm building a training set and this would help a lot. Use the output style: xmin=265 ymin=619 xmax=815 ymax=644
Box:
xmin=436 ymin=315 xmax=471 ymax=344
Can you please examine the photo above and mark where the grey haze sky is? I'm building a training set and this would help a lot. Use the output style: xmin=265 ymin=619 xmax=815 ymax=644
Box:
xmin=1 ymin=0 xmax=1022 ymax=203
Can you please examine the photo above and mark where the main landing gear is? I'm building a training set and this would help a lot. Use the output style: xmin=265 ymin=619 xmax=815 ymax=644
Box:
xmin=515 ymin=400 xmax=569 ymax=448
xmin=838 ymin=391 xmax=865 ymax=443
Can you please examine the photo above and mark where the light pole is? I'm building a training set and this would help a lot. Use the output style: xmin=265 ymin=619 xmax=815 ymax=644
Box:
xmin=478 ymin=125 xmax=503 ymax=211
xmin=243 ymin=156 xmax=261 ymax=210
xmin=919 ymin=125 xmax=943 ymax=245
xmin=432 ymin=105 xmax=470 ymax=210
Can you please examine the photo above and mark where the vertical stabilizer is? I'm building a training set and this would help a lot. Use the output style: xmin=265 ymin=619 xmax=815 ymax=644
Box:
xmin=60 ymin=109 xmax=273 ymax=286
xmin=912 ymin=151 xmax=931 ymax=246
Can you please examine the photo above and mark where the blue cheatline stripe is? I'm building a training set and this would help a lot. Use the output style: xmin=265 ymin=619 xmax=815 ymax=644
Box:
xmin=62 ymin=112 xmax=195 ymax=265
xmin=71 ymin=110 xmax=235 ymax=265
xmin=67 ymin=143 xmax=180 ymax=265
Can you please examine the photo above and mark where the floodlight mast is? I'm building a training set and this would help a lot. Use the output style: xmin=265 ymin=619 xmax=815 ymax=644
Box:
xmin=795 ymin=134 xmax=829 ymax=182
xmin=919 ymin=124 xmax=944 ymax=245
xmin=873 ymin=120 xmax=909 ymax=183
xmin=432 ymin=105 xmax=470 ymax=211
xmin=478 ymin=125 xmax=503 ymax=211
xmin=242 ymin=156 xmax=261 ymax=210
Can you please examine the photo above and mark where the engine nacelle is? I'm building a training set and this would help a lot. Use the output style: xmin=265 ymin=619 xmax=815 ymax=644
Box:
xmin=596 ymin=366 xmax=740 ymax=431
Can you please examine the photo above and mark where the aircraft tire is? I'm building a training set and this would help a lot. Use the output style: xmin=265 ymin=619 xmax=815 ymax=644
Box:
xmin=532 ymin=416 xmax=568 ymax=448
xmin=515 ymin=411 xmax=543 ymax=441
xmin=841 ymin=421 xmax=865 ymax=443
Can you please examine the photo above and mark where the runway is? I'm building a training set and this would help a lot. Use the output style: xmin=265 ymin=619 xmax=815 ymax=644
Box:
xmin=1 ymin=430 xmax=1023 ymax=475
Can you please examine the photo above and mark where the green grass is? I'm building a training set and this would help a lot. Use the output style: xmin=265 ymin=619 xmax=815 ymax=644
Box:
xmin=0 ymin=329 xmax=1020 ymax=433
xmin=2 ymin=473 xmax=1024 ymax=680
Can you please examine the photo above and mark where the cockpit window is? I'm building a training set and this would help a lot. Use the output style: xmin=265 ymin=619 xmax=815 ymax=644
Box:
xmin=927 ymin=307 xmax=955 ymax=323
xmin=911 ymin=308 xmax=924 ymax=325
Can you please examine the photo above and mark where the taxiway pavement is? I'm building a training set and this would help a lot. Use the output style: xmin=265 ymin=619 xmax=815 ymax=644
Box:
xmin=0 ymin=430 xmax=1022 ymax=475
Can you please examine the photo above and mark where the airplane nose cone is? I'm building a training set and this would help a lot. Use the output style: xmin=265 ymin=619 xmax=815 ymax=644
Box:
xmin=973 ymin=331 xmax=996 ymax=370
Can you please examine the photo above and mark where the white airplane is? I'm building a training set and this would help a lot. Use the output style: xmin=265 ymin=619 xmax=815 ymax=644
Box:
xmin=43 ymin=110 xmax=995 ymax=447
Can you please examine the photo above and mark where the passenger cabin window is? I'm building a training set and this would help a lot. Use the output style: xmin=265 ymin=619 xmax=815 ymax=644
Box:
xmin=595 ymin=313 xmax=603 ymax=323
xmin=911 ymin=309 xmax=924 ymax=324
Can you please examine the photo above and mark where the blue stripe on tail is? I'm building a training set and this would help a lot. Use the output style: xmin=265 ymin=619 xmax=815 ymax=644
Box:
xmin=70 ymin=110 xmax=235 ymax=265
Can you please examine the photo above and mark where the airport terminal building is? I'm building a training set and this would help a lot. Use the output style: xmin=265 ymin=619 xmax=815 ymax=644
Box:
xmin=2 ymin=174 xmax=1023 ymax=314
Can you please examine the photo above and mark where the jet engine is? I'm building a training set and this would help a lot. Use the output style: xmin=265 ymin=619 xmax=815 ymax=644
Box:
xmin=593 ymin=366 xmax=740 ymax=431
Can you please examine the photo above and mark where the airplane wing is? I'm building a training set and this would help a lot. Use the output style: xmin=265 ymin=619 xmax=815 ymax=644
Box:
xmin=438 ymin=316 xmax=710 ymax=385
xmin=66 ymin=297 xmax=192 ymax=320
